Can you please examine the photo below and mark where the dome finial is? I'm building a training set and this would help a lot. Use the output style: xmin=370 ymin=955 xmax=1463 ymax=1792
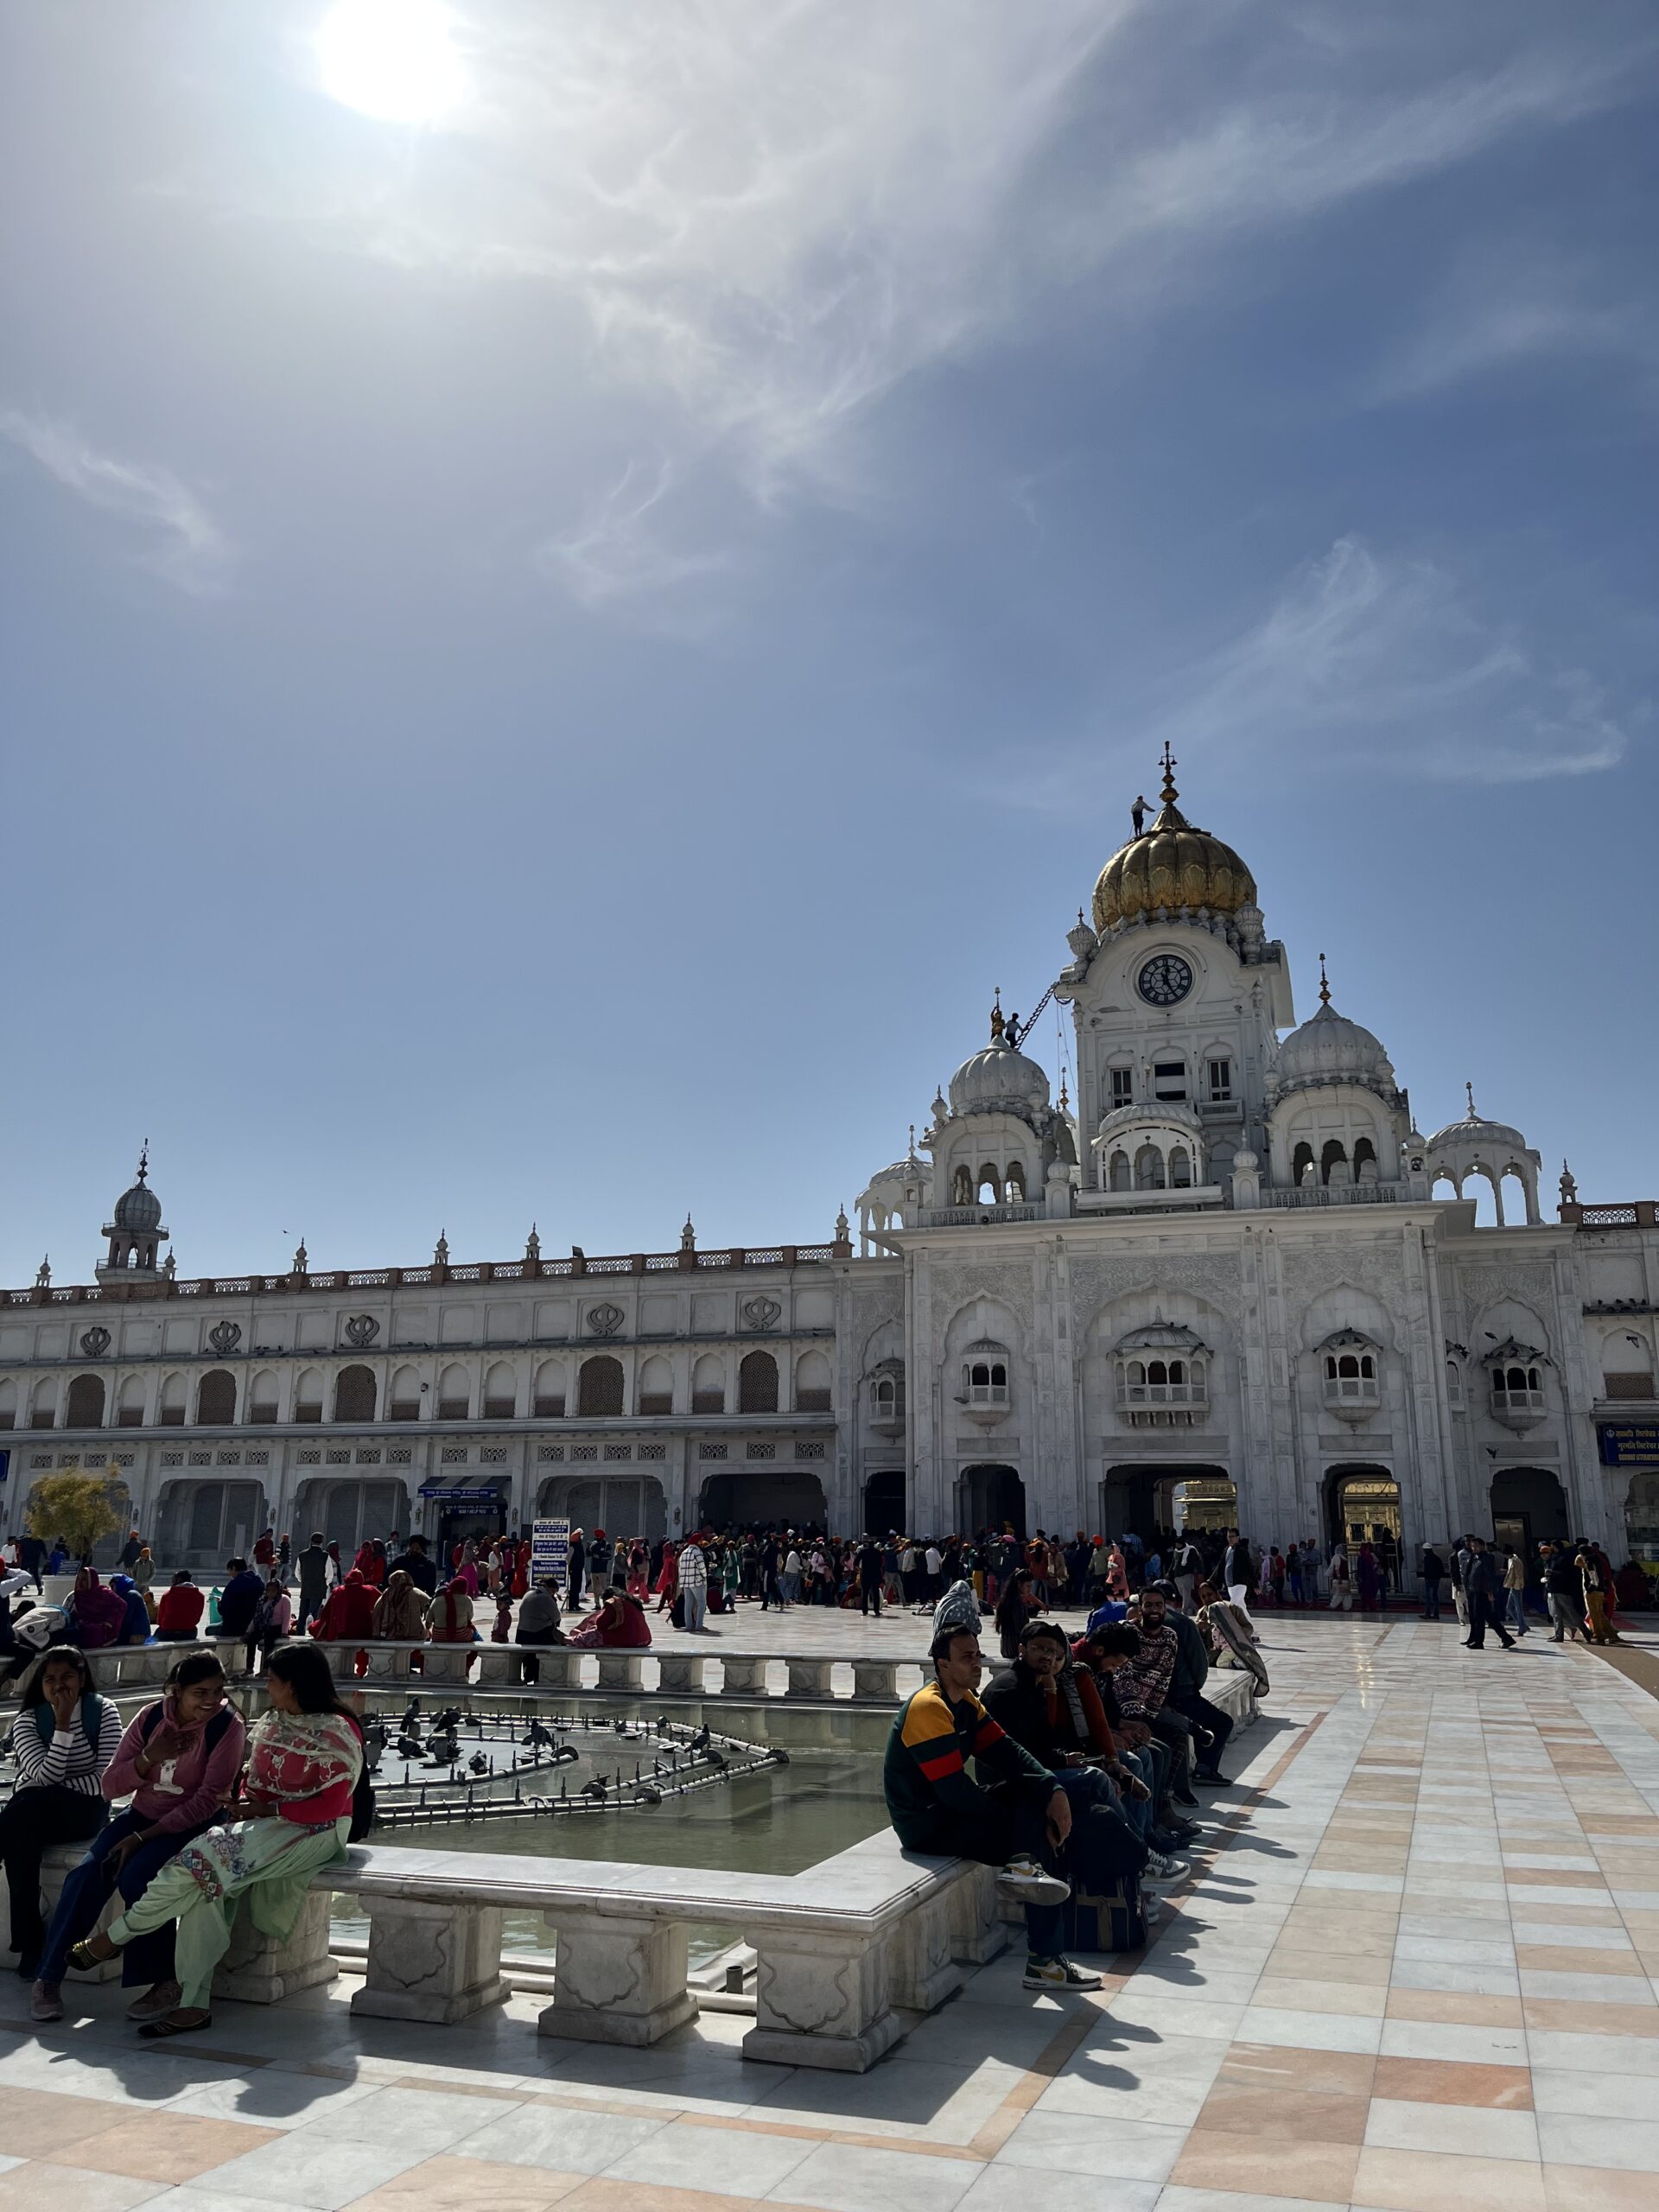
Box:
xmin=136 ymin=1138 xmax=149 ymax=1185
xmin=989 ymin=988 xmax=1005 ymax=1042
xmin=1058 ymin=1073 xmax=1070 ymax=1112
xmin=1318 ymin=952 xmax=1331 ymax=1007
xmin=1160 ymin=741 xmax=1178 ymax=806
xmin=1465 ymin=1079 xmax=1478 ymax=1121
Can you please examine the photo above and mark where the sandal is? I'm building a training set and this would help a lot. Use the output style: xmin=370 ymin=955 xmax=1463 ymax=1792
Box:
xmin=139 ymin=2012 xmax=213 ymax=2038
xmin=67 ymin=1940 xmax=112 ymax=1974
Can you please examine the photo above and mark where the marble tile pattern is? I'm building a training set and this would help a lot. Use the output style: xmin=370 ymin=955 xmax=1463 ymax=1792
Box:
xmin=4 ymin=1612 xmax=1659 ymax=2212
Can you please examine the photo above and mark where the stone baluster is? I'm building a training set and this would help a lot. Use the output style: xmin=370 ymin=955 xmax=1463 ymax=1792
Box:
xmin=533 ymin=1647 xmax=582 ymax=1691
xmin=887 ymin=1890 xmax=963 ymax=2012
xmin=718 ymin=1655 xmax=769 ymax=1695
xmin=212 ymin=1887 xmax=337 ymax=2004
xmin=594 ymin=1650 xmax=645 ymax=1693
xmin=654 ymin=1653 xmax=702 ymax=1695
xmin=422 ymin=1644 xmax=474 ymax=1685
xmin=350 ymin=1896 xmax=511 ymax=2023
xmin=946 ymin=1863 xmax=1010 ymax=1966
xmin=474 ymin=1645 xmax=520 ymax=1688
xmin=785 ymin=1658 xmax=834 ymax=1700
xmin=851 ymin=1659 xmax=899 ymax=1702
xmin=363 ymin=1642 xmax=410 ymax=1683
xmin=741 ymin=1923 xmax=900 ymax=2072
xmin=537 ymin=1909 xmax=697 ymax=2045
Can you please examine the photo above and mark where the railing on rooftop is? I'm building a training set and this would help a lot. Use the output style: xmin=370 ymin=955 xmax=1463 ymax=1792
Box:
xmin=1561 ymin=1201 xmax=1658 ymax=1228
xmin=3 ymin=1238 xmax=850 ymax=1305
xmin=1256 ymin=1185 xmax=1402 ymax=1208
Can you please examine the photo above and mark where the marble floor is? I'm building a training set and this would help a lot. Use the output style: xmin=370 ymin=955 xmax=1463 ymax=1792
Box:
xmin=3 ymin=1613 xmax=1659 ymax=2212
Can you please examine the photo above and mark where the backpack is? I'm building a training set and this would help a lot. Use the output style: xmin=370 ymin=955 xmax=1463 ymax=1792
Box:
xmin=139 ymin=1700 xmax=236 ymax=1758
xmin=32 ymin=1689 xmax=109 ymax=1751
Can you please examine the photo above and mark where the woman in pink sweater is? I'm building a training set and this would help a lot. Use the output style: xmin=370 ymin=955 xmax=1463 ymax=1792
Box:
xmin=29 ymin=1650 xmax=245 ymax=2024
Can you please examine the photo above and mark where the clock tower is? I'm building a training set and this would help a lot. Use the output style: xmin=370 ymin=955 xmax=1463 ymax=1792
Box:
xmin=1054 ymin=753 xmax=1294 ymax=1200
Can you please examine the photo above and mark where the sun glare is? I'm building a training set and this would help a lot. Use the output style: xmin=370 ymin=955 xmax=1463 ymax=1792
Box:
xmin=317 ymin=0 xmax=467 ymax=124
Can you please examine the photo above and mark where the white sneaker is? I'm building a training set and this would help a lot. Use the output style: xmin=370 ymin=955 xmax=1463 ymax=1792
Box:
xmin=996 ymin=1856 xmax=1071 ymax=1907
xmin=1022 ymin=1955 xmax=1103 ymax=1992
xmin=1142 ymin=1853 xmax=1186 ymax=1884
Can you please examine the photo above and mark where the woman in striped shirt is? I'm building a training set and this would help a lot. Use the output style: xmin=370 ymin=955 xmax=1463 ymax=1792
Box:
xmin=1 ymin=1644 xmax=120 ymax=1975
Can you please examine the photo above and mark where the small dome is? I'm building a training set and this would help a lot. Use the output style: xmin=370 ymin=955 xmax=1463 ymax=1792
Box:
xmin=948 ymin=1014 xmax=1051 ymax=1120
xmin=112 ymin=1151 xmax=162 ymax=1232
xmin=1274 ymin=1002 xmax=1395 ymax=1096
xmin=1092 ymin=757 xmax=1255 ymax=933
xmin=1427 ymin=1085 xmax=1529 ymax=1156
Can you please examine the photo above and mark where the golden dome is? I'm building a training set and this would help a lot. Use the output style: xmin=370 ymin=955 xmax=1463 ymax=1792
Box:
xmin=1091 ymin=750 xmax=1256 ymax=934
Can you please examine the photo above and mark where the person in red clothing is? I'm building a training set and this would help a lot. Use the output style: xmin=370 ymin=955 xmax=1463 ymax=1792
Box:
xmin=155 ymin=1573 xmax=206 ymax=1642
xmin=309 ymin=1568 xmax=377 ymax=1642
xmin=351 ymin=1541 xmax=385 ymax=1591
xmin=512 ymin=1540 xmax=531 ymax=1600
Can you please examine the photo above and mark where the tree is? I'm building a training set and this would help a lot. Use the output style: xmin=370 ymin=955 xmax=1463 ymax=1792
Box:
xmin=23 ymin=1465 xmax=125 ymax=1565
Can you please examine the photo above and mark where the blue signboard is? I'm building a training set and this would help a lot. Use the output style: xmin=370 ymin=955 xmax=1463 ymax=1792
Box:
xmin=1598 ymin=1422 xmax=1659 ymax=1469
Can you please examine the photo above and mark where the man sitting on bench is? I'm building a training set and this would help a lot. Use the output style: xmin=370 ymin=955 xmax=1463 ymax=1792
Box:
xmin=884 ymin=1583 xmax=1102 ymax=1994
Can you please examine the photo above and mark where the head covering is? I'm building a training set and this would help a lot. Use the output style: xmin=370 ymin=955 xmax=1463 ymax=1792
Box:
xmin=930 ymin=1579 xmax=981 ymax=1650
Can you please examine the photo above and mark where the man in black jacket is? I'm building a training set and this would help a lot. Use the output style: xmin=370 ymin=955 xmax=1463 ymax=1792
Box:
xmin=1540 ymin=1543 xmax=1586 ymax=1642
xmin=388 ymin=1535 xmax=439 ymax=1599
xmin=1420 ymin=1545 xmax=1446 ymax=1622
xmin=1463 ymin=1538 xmax=1515 ymax=1650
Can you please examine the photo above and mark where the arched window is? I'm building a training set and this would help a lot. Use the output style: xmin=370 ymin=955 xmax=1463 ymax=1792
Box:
xmin=1109 ymin=1150 xmax=1131 ymax=1192
xmin=482 ymin=1361 xmax=517 ymax=1419
xmin=436 ymin=1364 xmax=470 ymax=1420
xmin=1320 ymin=1139 xmax=1348 ymax=1185
xmin=389 ymin=1365 xmax=423 ymax=1421
xmin=691 ymin=1354 xmax=725 ymax=1414
xmin=874 ymin=1375 xmax=899 ymax=1421
xmin=1168 ymin=1146 xmax=1192 ymax=1189
xmin=249 ymin=1371 xmax=280 ymax=1424
xmin=637 ymin=1355 xmax=672 ymax=1416
xmin=532 ymin=1359 xmax=566 ymax=1418
xmin=977 ymin=1165 xmax=1000 ymax=1205
xmin=1322 ymin=1337 xmax=1381 ymax=1408
xmin=740 ymin=1351 xmax=779 ymax=1413
xmin=577 ymin=1355 xmax=625 ymax=1418
xmin=334 ymin=1364 xmax=377 ymax=1423
xmin=952 ymin=1166 xmax=973 ymax=1205
xmin=0 ymin=1380 xmax=15 ymax=1430
xmin=1005 ymin=1163 xmax=1027 ymax=1203
xmin=65 ymin=1374 xmax=105 ymax=1428
xmin=117 ymin=1374 xmax=146 ymax=1427
xmin=1354 ymin=1137 xmax=1378 ymax=1182
xmin=1135 ymin=1143 xmax=1166 ymax=1192
xmin=196 ymin=1369 xmax=236 ymax=1425
xmin=1293 ymin=1141 xmax=1315 ymax=1186
xmin=1147 ymin=1359 xmax=1169 ymax=1387
xmin=796 ymin=1350 xmax=833 ymax=1413
xmin=158 ymin=1372 xmax=188 ymax=1427
xmin=1446 ymin=1357 xmax=1464 ymax=1408
xmin=964 ymin=1357 xmax=1009 ymax=1408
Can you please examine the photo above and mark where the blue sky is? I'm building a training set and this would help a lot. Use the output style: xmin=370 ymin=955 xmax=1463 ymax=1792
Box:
xmin=3 ymin=0 xmax=1656 ymax=1280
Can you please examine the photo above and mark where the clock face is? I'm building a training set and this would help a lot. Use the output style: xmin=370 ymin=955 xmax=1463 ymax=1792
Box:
xmin=1137 ymin=953 xmax=1193 ymax=1007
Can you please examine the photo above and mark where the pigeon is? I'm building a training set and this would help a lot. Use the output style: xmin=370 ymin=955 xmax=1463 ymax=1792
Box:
xmin=468 ymin=1752 xmax=489 ymax=1777
xmin=688 ymin=1724 xmax=710 ymax=1753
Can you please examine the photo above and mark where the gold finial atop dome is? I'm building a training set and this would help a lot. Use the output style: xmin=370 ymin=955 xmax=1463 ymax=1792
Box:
xmin=1090 ymin=757 xmax=1257 ymax=934
xmin=989 ymin=988 xmax=1005 ymax=1042
xmin=1319 ymin=952 xmax=1331 ymax=1007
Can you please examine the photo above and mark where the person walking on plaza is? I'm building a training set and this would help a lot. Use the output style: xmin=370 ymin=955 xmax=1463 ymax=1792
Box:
xmin=566 ymin=1527 xmax=587 ymax=1611
xmin=1578 ymin=1545 xmax=1618 ymax=1643
xmin=1502 ymin=1546 xmax=1529 ymax=1636
xmin=857 ymin=1535 xmax=883 ymax=1617
xmin=1328 ymin=1544 xmax=1354 ymax=1611
xmin=1223 ymin=1532 xmax=1255 ymax=1614
xmin=1450 ymin=1536 xmax=1471 ymax=1630
xmin=1420 ymin=1543 xmax=1445 ymax=1622
xmin=677 ymin=1535 xmax=709 ymax=1632
xmin=296 ymin=1534 xmax=330 ymax=1632
xmin=1463 ymin=1539 xmax=1515 ymax=1650
xmin=1541 ymin=1543 xmax=1586 ymax=1641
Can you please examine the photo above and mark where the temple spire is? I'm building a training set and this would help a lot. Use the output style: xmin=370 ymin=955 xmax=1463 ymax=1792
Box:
xmin=1318 ymin=952 xmax=1331 ymax=1007
xmin=1160 ymin=742 xmax=1178 ymax=805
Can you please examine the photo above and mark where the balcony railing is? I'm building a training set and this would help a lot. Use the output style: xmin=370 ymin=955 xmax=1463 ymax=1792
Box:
xmin=1117 ymin=1382 xmax=1207 ymax=1408
xmin=1258 ymin=1185 xmax=1402 ymax=1208
xmin=1561 ymin=1202 xmax=1659 ymax=1228
xmin=917 ymin=1204 xmax=1044 ymax=1228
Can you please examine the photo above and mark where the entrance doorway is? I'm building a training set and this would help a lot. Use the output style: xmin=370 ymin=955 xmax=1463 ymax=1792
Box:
xmin=1325 ymin=1465 xmax=1404 ymax=1592
xmin=436 ymin=1488 xmax=508 ymax=1563
xmin=296 ymin=1478 xmax=407 ymax=1560
xmin=864 ymin=1471 xmax=906 ymax=1535
xmin=696 ymin=1472 xmax=827 ymax=1531
xmin=1102 ymin=1465 xmax=1233 ymax=1540
xmin=960 ymin=1465 xmax=1026 ymax=1540
xmin=156 ymin=1478 xmax=269 ymax=1570
xmin=538 ymin=1476 xmax=665 ymax=1543
xmin=1490 ymin=1466 xmax=1568 ymax=1553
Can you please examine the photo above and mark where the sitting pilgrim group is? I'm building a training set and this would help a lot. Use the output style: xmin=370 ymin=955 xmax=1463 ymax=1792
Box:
xmin=3 ymin=1639 xmax=365 ymax=2037
xmin=887 ymin=1577 xmax=1250 ymax=1991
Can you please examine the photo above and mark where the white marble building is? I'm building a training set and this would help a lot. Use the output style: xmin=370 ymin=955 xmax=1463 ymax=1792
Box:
xmin=5 ymin=759 xmax=1659 ymax=1569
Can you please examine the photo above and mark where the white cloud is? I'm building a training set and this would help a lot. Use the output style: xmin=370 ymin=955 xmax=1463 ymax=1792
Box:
xmin=1152 ymin=537 xmax=1630 ymax=784
xmin=0 ymin=410 xmax=234 ymax=596
xmin=533 ymin=454 xmax=728 ymax=615
xmin=207 ymin=3 xmax=1641 ymax=606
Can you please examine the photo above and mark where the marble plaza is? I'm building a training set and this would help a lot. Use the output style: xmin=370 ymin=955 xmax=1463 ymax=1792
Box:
xmin=3 ymin=1615 xmax=1659 ymax=2212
